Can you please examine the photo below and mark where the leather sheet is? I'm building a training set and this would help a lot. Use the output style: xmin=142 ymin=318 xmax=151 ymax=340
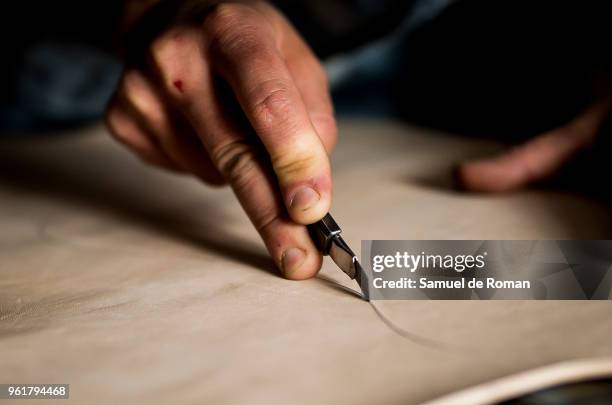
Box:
xmin=1 ymin=119 xmax=612 ymax=404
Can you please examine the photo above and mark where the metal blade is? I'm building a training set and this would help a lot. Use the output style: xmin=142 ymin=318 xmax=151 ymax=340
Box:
xmin=328 ymin=235 xmax=357 ymax=279
xmin=328 ymin=235 xmax=369 ymax=300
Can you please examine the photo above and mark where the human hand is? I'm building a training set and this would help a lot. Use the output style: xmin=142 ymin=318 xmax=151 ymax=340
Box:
xmin=456 ymin=96 xmax=612 ymax=192
xmin=106 ymin=1 xmax=337 ymax=279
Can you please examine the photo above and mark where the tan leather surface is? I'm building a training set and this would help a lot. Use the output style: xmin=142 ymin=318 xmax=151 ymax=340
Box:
xmin=1 ymin=119 xmax=611 ymax=404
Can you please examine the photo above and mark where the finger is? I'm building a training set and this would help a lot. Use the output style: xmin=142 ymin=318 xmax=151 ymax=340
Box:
xmin=457 ymin=97 xmax=612 ymax=192
xmin=148 ymin=25 xmax=322 ymax=279
xmin=204 ymin=4 xmax=332 ymax=224
xmin=105 ymin=98 xmax=182 ymax=171
xmin=118 ymin=70 xmax=226 ymax=186
xmin=456 ymin=132 xmax=584 ymax=192
xmin=282 ymin=25 xmax=337 ymax=153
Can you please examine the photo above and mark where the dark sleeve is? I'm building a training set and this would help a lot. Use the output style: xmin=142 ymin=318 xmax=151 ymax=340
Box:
xmin=0 ymin=1 xmax=123 ymax=114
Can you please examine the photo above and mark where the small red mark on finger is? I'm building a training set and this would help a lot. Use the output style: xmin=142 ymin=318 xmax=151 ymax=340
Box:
xmin=173 ymin=80 xmax=184 ymax=93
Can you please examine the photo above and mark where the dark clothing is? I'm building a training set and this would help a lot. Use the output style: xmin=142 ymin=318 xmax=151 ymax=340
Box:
xmin=0 ymin=1 xmax=122 ymax=131
xmin=1 ymin=0 xmax=612 ymax=139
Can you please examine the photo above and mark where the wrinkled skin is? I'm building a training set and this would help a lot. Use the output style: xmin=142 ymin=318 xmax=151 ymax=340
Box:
xmin=106 ymin=0 xmax=612 ymax=279
xmin=107 ymin=1 xmax=336 ymax=279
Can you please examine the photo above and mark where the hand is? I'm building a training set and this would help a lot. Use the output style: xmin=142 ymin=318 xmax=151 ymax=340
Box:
xmin=456 ymin=96 xmax=612 ymax=192
xmin=106 ymin=1 xmax=337 ymax=279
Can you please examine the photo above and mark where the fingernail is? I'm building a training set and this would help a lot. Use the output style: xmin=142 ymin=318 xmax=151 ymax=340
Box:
xmin=281 ymin=247 xmax=306 ymax=276
xmin=290 ymin=187 xmax=320 ymax=212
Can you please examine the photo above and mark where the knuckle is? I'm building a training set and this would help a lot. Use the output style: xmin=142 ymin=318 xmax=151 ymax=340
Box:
xmin=206 ymin=3 xmax=250 ymax=29
xmin=205 ymin=5 xmax=270 ymax=61
xmin=250 ymin=83 xmax=293 ymax=127
xmin=211 ymin=140 xmax=263 ymax=186
xmin=148 ymin=30 xmax=198 ymax=99
xmin=149 ymin=31 xmax=187 ymax=70
xmin=211 ymin=25 xmax=267 ymax=63
xmin=253 ymin=208 xmax=282 ymax=235
xmin=121 ymin=71 xmax=155 ymax=115
xmin=149 ymin=39 xmax=171 ymax=73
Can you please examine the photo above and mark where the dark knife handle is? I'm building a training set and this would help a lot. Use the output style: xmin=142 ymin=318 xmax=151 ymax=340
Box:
xmin=307 ymin=213 xmax=342 ymax=255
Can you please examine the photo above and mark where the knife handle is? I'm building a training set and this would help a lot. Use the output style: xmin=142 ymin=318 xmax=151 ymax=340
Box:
xmin=307 ymin=213 xmax=342 ymax=255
